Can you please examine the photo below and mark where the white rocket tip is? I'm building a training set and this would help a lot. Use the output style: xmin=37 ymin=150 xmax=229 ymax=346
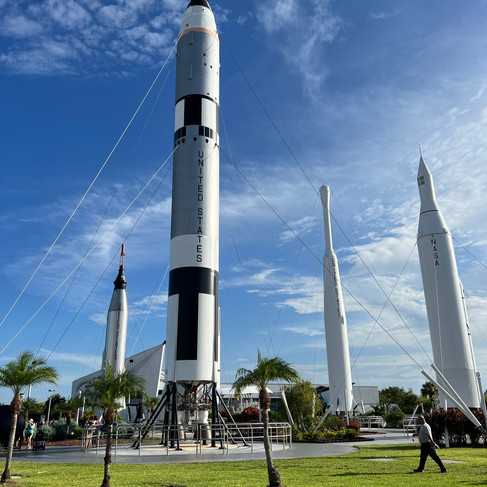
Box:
xmin=417 ymin=155 xmax=439 ymax=213
xmin=417 ymin=155 xmax=429 ymax=177
xmin=320 ymin=185 xmax=333 ymax=251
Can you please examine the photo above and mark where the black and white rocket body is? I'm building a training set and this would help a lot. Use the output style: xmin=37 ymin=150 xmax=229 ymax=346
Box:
xmin=417 ymin=156 xmax=480 ymax=408
xmin=320 ymin=186 xmax=353 ymax=413
xmin=165 ymin=0 xmax=220 ymax=387
xmin=103 ymin=263 xmax=128 ymax=377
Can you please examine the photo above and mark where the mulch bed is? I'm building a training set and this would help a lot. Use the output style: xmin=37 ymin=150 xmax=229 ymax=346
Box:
xmin=294 ymin=436 xmax=372 ymax=444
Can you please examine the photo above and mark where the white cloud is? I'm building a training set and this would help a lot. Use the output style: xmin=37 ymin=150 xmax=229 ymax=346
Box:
xmin=279 ymin=216 xmax=318 ymax=244
xmin=39 ymin=348 xmax=100 ymax=368
xmin=255 ymin=0 xmax=342 ymax=96
xmin=257 ymin=0 xmax=296 ymax=34
xmin=133 ymin=293 xmax=168 ymax=311
xmin=369 ymin=9 xmax=401 ymax=20
xmin=0 ymin=0 xmax=182 ymax=75
xmin=283 ymin=326 xmax=324 ymax=337
xmin=0 ymin=15 xmax=43 ymax=37
xmin=89 ymin=313 xmax=106 ymax=326
xmin=98 ymin=4 xmax=138 ymax=29
xmin=45 ymin=0 xmax=92 ymax=29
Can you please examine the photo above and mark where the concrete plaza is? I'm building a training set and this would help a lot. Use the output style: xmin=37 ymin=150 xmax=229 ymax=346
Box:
xmin=7 ymin=429 xmax=415 ymax=465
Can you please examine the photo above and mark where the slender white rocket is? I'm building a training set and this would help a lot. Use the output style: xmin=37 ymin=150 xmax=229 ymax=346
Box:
xmin=165 ymin=0 xmax=220 ymax=385
xmin=417 ymin=156 xmax=480 ymax=408
xmin=320 ymin=185 xmax=353 ymax=414
xmin=103 ymin=245 xmax=128 ymax=376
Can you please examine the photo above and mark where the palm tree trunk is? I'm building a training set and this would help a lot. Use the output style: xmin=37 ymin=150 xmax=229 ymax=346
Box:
xmin=2 ymin=399 xmax=20 ymax=483
xmin=262 ymin=408 xmax=282 ymax=487
xmin=101 ymin=422 xmax=113 ymax=487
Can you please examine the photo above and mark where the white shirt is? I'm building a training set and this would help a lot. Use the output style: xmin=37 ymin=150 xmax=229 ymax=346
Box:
xmin=418 ymin=422 xmax=432 ymax=444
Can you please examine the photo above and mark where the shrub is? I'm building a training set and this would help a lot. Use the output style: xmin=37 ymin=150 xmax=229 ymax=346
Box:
xmin=67 ymin=423 xmax=82 ymax=440
xmin=294 ymin=428 xmax=357 ymax=442
xmin=342 ymin=428 xmax=357 ymax=440
xmin=117 ymin=423 xmax=136 ymax=440
xmin=318 ymin=414 xmax=342 ymax=432
xmin=36 ymin=424 xmax=55 ymax=442
xmin=52 ymin=419 xmax=69 ymax=440
xmin=348 ymin=419 xmax=361 ymax=433
xmin=219 ymin=409 xmax=229 ymax=420
xmin=241 ymin=406 xmax=259 ymax=422
xmin=268 ymin=410 xmax=280 ymax=422
xmin=427 ymin=409 xmax=486 ymax=445
xmin=297 ymin=415 xmax=319 ymax=433
xmin=384 ymin=411 xmax=405 ymax=428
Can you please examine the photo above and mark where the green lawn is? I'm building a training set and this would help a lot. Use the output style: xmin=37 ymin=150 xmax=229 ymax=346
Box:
xmin=8 ymin=444 xmax=487 ymax=486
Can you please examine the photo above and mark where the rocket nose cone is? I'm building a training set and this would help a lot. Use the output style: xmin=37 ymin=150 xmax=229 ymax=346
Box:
xmin=114 ymin=265 xmax=127 ymax=290
xmin=417 ymin=155 xmax=438 ymax=213
xmin=417 ymin=155 xmax=430 ymax=179
xmin=187 ymin=0 xmax=211 ymax=9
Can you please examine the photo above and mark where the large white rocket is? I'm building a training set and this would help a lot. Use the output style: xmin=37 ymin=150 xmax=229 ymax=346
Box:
xmin=165 ymin=0 xmax=220 ymax=387
xmin=417 ymin=156 xmax=480 ymax=408
xmin=320 ymin=185 xmax=353 ymax=413
xmin=102 ymin=246 xmax=128 ymax=376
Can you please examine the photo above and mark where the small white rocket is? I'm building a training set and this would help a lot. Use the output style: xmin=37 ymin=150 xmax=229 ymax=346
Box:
xmin=417 ymin=156 xmax=480 ymax=408
xmin=320 ymin=186 xmax=353 ymax=413
xmin=102 ymin=245 xmax=128 ymax=376
xmin=165 ymin=0 xmax=220 ymax=387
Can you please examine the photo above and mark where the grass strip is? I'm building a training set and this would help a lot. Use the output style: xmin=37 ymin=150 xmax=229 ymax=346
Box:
xmin=8 ymin=444 xmax=487 ymax=486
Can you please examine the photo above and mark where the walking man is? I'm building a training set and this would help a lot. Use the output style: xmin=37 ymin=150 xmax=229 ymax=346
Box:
xmin=413 ymin=415 xmax=447 ymax=473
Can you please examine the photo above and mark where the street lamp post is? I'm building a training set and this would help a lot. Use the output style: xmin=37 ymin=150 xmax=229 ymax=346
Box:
xmin=46 ymin=389 xmax=55 ymax=424
xmin=75 ymin=391 xmax=82 ymax=425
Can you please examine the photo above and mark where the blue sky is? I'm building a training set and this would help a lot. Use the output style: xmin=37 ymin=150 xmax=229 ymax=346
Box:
xmin=1 ymin=0 xmax=487 ymax=405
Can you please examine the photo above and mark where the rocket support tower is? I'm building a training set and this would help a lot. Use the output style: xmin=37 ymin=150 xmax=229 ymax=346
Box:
xmin=320 ymin=186 xmax=353 ymax=414
xmin=417 ymin=156 xmax=480 ymax=408
xmin=103 ymin=245 xmax=128 ymax=376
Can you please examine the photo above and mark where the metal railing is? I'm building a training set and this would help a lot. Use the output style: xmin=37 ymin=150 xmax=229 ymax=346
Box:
xmin=403 ymin=416 xmax=418 ymax=436
xmin=82 ymin=421 xmax=292 ymax=456
xmin=355 ymin=416 xmax=384 ymax=430
xmin=224 ymin=422 xmax=292 ymax=452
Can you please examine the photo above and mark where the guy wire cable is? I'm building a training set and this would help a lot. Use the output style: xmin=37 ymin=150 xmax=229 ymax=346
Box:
xmin=221 ymin=148 xmax=426 ymax=372
xmin=223 ymin=37 xmax=428 ymax=362
xmin=0 ymin=41 xmax=177 ymax=331
xmin=0 ymin=146 xmax=178 ymax=355
xmin=47 ymin=160 xmax=174 ymax=361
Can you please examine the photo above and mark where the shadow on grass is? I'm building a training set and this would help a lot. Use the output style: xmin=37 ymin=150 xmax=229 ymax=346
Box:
xmin=329 ymin=471 xmax=445 ymax=478
xmin=358 ymin=445 xmax=417 ymax=452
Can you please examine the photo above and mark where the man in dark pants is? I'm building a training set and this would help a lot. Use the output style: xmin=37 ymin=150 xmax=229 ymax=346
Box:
xmin=412 ymin=415 xmax=447 ymax=473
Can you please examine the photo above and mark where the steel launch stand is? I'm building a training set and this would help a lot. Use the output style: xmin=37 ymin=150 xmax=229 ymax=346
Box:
xmin=133 ymin=382 xmax=247 ymax=450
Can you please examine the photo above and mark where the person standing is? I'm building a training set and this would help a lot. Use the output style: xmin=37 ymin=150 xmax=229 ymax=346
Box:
xmin=412 ymin=415 xmax=447 ymax=473
xmin=25 ymin=419 xmax=35 ymax=450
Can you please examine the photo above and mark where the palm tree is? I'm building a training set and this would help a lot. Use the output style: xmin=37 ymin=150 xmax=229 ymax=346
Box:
xmin=420 ymin=381 xmax=438 ymax=402
xmin=54 ymin=397 xmax=83 ymax=435
xmin=82 ymin=363 xmax=146 ymax=487
xmin=143 ymin=394 xmax=160 ymax=415
xmin=0 ymin=350 xmax=58 ymax=483
xmin=21 ymin=397 xmax=41 ymax=425
xmin=232 ymin=350 xmax=299 ymax=487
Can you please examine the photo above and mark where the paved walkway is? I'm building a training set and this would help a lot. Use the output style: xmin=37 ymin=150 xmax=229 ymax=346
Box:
xmin=7 ymin=429 xmax=415 ymax=464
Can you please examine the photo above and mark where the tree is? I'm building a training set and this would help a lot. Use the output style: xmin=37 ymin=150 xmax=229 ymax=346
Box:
xmin=42 ymin=393 xmax=64 ymax=419
xmin=82 ymin=363 xmax=146 ymax=487
xmin=21 ymin=397 xmax=41 ymax=424
xmin=143 ymin=394 xmax=159 ymax=415
xmin=0 ymin=351 xmax=58 ymax=483
xmin=421 ymin=381 xmax=438 ymax=401
xmin=379 ymin=386 xmax=419 ymax=414
xmin=232 ymin=350 xmax=299 ymax=487
xmin=279 ymin=380 xmax=321 ymax=428
xmin=53 ymin=397 xmax=83 ymax=435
